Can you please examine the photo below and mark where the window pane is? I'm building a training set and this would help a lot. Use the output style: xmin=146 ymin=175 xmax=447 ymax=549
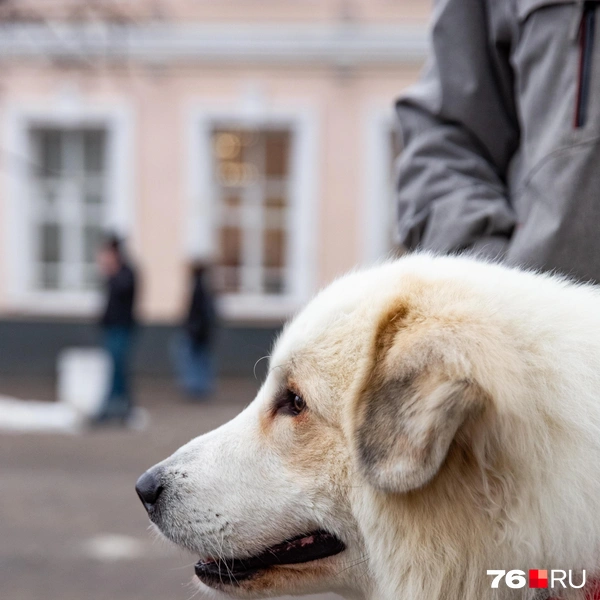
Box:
xmin=237 ymin=129 xmax=260 ymax=163
xmin=84 ymin=130 xmax=106 ymax=174
xmin=264 ymin=269 xmax=284 ymax=295
xmin=213 ymin=131 xmax=242 ymax=161
xmin=265 ymin=196 xmax=287 ymax=209
xmin=37 ymin=129 xmax=62 ymax=176
xmin=265 ymin=130 xmax=290 ymax=178
xmin=264 ymin=228 xmax=286 ymax=270
xmin=220 ymin=194 xmax=242 ymax=230
xmin=37 ymin=182 xmax=59 ymax=206
xmin=83 ymin=265 xmax=100 ymax=290
xmin=388 ymin=128 xmax=403 ymax=256
xmin=223 ymin=194 xmax=241 ymax=210
xmin=40 ymin=264 xmax=60 ymax=290
xmin=39 ymin=223 xmax=60 ymax=264
xmin=217 ymin=158 xmax=259 ymax=187
xmin=213 ymin=128 xmax=260 ymax=188
xmin=216 ymin=267 xmax=240 ymax=294
xmin=220 ymin=226 xmax=241 ymax=267
xmin=84 ymin=225 xmax=103 ymax=264
xmin=84 ymin=189 xmax=104 ymax=205
xmin=264 ymin=207 xmax=286 ymax=230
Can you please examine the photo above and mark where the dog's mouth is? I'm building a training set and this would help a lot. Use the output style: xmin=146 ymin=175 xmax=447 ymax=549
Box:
xmin=194 ymin=530 xmax=346 ymax=587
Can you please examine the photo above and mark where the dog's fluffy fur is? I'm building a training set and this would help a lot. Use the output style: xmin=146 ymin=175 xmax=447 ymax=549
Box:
xmin=145 ymin=255 xmax=600 ymax=600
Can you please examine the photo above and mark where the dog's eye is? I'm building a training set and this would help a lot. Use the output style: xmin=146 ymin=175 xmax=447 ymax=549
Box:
xmin=275 ymin=389 xmax=306 ymax=416
xmin=291 ymin=394 xmax=306 ymax=415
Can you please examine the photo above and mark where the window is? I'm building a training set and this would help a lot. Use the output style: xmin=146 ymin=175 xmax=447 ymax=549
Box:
xmin=386 ymin=127 xmax=403 ymax=256
xmin=364 ymin=109 xmax=404 ymax=263
xmin=5 ymin=101 xmax=132 ymax=314
xmin=28 ymin=127 xmax=107 ymax=292
xmin=188 ymin=107 xmax=316 ymax=320
xmin=210 ymin=126 xmax=292 ymax=296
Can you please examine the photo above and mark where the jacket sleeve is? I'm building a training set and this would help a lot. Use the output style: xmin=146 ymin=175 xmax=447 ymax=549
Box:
xmin=396 ymin=0 xmax=519 ymax=257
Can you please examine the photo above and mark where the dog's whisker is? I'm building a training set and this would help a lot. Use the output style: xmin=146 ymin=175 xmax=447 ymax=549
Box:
xmin=334 ymin=554 xmax=370 ymax=577
xmin=183 ymin=580 xmax=203 ymax=600
xmin=169 ymin=560 xmax=200 ymax=571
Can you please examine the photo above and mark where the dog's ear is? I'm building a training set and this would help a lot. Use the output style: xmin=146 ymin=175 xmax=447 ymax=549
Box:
xmin=350 ymin=303 xmax=484 ymax=494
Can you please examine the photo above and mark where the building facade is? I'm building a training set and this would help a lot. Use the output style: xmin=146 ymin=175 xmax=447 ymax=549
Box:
xmin=0 ymin=0 xmax=429 ymax=375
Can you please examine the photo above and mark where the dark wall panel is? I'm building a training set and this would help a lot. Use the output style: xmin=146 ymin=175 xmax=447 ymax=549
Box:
xmin=0 ymin=320 xmax=281 ymax=378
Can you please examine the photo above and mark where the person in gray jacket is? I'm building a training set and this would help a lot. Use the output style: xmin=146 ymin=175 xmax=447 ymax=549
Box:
xmin=396 ymin=0 xmax=600 ymax=282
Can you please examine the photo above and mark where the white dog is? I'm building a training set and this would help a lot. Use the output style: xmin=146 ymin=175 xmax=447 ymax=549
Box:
xmin=136 ymin=255 xmax=600 ymax=600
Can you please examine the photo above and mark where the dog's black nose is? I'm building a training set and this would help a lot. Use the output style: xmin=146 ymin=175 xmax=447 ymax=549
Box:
xmin=135 ymin=468 xmax=163 ymax=510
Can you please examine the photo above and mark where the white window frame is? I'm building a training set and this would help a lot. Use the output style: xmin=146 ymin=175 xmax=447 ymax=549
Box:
xmin=363 ymin=104 xmax=400 ymax=265
xmin=3 ymin=99 xmax=134 ymax=316
xmin=186 ymin=103 xmax=318 ymax=321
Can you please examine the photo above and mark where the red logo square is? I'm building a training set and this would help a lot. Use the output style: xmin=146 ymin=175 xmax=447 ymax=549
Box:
xmin=529 ymin=570 xmax=548 ymax=588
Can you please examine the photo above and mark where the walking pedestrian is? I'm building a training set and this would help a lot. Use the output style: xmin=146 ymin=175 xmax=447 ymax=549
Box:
xmin=92 ymin=235 xmax=138 ymax=425
xmin=173 ymin=262 xmax=217 ymax=399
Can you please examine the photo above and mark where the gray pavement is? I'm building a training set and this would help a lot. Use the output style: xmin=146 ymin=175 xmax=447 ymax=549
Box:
xmin=0 ymin=376 xmax=342 ymax=600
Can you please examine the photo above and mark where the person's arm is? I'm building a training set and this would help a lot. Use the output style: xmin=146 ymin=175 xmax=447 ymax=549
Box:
xmin=396 ymin=0 xmax=519 ymax=257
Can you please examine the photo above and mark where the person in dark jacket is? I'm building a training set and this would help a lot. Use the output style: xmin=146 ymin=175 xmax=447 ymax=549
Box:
xmin=173 ymin=262 xmax=217 ymax=399
xmin=93 ymin=235 xmax=138 ymax=424
xmin=396 ymin=0 xmax=600 ymax=283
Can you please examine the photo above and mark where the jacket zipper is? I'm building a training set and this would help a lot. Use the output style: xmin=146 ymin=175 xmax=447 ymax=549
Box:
xmin=574 ymin=2 xmax=598 ymax=128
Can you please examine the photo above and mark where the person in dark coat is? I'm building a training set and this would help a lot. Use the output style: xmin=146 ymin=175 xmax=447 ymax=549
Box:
xmin=93 ymin=235 xmax=138 ymax=424
xmin=173 ymin=262 xmax=217 ymax=398
xmin=395 ymin=0 xmax=600 ymax=283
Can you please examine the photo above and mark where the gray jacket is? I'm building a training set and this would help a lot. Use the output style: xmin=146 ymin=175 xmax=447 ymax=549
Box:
xmin=396 ymin=0 xmax=600 ymax=282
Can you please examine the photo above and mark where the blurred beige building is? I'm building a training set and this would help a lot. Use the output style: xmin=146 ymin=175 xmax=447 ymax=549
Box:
xmin=0 ymin=0 xmax=429 ymax=374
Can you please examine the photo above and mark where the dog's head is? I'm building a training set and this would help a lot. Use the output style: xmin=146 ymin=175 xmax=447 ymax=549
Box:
xmin=137 ymin=257 xmax=521 ymax=599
